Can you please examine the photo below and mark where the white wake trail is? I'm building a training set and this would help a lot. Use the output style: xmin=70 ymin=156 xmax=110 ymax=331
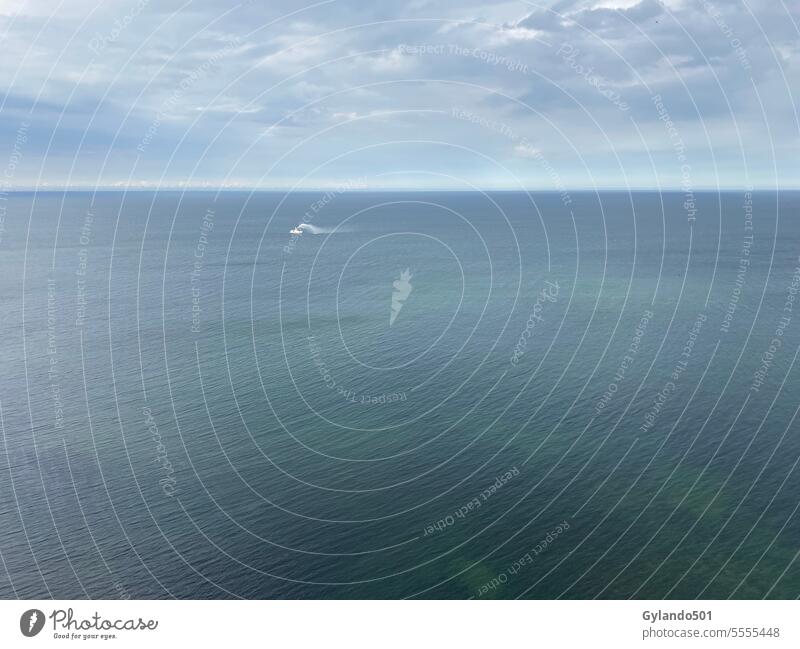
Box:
xmin=297 ymin=223 xmax=344 ymax=234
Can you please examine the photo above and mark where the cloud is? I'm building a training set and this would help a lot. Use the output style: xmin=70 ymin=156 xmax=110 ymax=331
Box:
xmin=0 ymin=0 xmax=796 ymax=188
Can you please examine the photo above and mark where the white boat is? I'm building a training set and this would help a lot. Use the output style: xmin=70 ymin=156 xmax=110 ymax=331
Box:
xmin=290 ymin=226 xmax=303 ymax=235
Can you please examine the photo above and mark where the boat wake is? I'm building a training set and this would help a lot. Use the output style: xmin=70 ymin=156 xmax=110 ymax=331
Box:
xmin=297 ymin=223 xmax=342 ymax=234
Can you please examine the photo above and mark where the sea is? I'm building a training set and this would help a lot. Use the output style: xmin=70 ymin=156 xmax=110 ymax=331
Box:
xmin=1 ymin=189 xmax=799 ymax=599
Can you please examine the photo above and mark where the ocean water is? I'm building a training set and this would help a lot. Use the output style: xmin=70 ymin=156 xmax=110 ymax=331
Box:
xmin=1 ymin=189 xmax=799 ymax=599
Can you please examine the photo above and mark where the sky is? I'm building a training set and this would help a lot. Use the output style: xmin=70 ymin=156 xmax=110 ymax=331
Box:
xmin=0 ymin=0 xmax=797 ymax=189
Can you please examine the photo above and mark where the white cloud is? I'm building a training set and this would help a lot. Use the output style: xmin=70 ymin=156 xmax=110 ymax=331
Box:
xmin=0 ymin=0 xmax=795 ymax=188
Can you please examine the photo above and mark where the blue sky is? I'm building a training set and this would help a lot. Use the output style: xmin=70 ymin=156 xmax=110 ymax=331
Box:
xmin=0 ymin=0 xmax=797 ymax=189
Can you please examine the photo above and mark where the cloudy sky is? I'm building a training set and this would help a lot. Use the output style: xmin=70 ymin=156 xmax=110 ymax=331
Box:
xmin=1 ymin=0 xmax=797 ymax=189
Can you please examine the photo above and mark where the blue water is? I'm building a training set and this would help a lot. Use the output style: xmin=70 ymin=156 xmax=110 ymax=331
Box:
xmin=1 ymin=190 xmax=799 ymax=598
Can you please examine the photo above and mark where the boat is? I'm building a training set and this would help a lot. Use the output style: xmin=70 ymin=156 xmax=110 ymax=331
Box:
xmin=290 ymin=226 xmax=303 ymax=235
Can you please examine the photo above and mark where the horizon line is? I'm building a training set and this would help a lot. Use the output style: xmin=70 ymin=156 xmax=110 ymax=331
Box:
xmin=5 ymin=186 xmax=797 ymax=193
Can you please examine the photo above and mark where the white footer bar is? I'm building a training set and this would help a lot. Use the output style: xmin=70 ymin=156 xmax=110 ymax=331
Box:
xmin=0 ymin=600 xmax=795 ymax=647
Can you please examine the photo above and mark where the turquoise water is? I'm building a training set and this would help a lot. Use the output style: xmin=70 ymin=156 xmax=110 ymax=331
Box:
xmin=1 ymin=190 xmax=799 ymax=598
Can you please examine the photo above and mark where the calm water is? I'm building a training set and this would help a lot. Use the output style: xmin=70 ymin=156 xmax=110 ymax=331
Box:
xmin=1 ymin=190 xmax=799 ymax=599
